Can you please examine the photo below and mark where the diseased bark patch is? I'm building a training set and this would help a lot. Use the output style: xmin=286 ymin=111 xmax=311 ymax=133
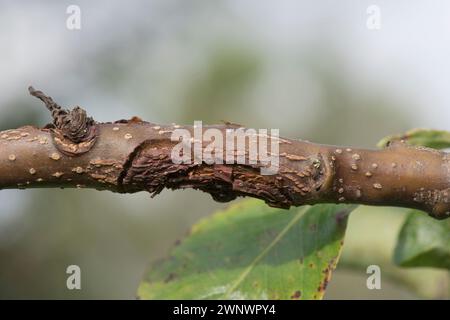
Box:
xmin=120 ymin=140 xmax=329 ymax=209
xmin=0 ymin=86 xmax=448 ymax=219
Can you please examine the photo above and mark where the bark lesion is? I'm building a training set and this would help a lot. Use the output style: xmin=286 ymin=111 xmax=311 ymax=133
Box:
xmin=119 ymin=138 xmax=331 ymax=209
xmin=0 ymin=87 xmax=449 ymax=219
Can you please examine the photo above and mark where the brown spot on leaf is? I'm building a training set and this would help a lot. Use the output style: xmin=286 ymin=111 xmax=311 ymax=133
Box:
xmin=335 ymin=209 xmax=351 ymax=227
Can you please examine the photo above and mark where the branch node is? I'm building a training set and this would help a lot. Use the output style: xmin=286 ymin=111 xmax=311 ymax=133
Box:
xmin=28 ymin=86 xmax=97 ymax=155
xmin=28 ymin=86 xmax=95 ymax=143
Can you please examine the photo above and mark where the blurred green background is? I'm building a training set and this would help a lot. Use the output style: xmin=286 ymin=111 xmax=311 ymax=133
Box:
xmin=0 ymin=0 xmax=449 ymax=299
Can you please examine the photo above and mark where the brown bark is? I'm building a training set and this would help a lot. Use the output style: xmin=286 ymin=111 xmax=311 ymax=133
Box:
xmin=0 ymin=88 xmax=449 ymax=219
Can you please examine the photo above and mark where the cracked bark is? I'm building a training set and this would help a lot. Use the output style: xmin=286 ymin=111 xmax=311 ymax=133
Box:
xmin=0 ymin=88 xmax=449 ymax=220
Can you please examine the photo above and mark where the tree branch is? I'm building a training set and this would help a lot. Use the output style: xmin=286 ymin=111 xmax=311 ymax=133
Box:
xmin=1 ymin=88 xmax=449 ymax=219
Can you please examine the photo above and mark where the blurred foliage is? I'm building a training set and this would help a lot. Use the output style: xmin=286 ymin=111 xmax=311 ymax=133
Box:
xmin=0 ymin=188 xmax=224 ymax=299
xmin=394 ymin=211 xmax=450 ymax=269
xmin=377 ymin=128 xmax=450 ymax=149
xmin=294 ymin=51 xmax=412 ymax=147
xmin=0 ymin=1 xmax=442 ymax=300
xmin=0 ymin=100 xmax=42 ymax=131
xmin=180 ymin=46 xmax=261 ymax=123
xmin=336 ymin=206 xmax=449 ymax=299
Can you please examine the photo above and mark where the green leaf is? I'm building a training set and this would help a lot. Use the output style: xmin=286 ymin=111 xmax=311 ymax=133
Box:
xmin=138 ymin=199 xmax=355 ymax=300
xmin=394 ymin=211 xmax=450 ymax=269
xmin=377 ymin=128 xmax=450 ymax=149
xmin=340 ymin=206 xmax=449 ymax=299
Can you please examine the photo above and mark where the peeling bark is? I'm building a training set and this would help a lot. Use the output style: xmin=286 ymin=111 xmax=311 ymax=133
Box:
xmin=0 ymin=88 xmax=449 ymax=219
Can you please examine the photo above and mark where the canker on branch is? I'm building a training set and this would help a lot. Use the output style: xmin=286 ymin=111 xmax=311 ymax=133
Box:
xmin=0 ymin=88 xmax=449 ymax=220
